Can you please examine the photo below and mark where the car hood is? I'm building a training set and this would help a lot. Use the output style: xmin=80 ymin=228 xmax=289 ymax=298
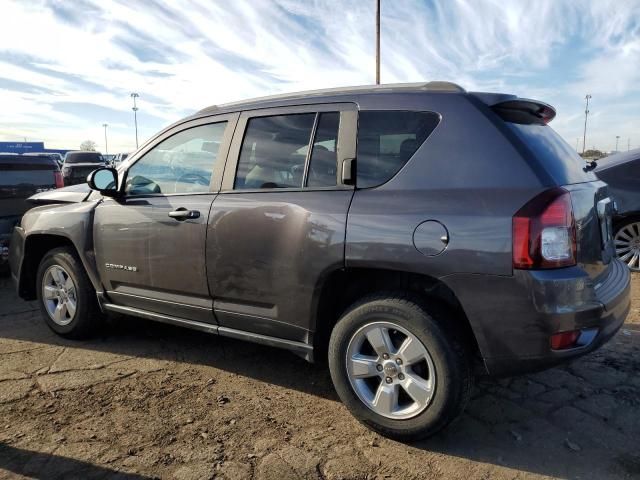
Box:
xmin=28 ymin=183 xmax=92 ymax=205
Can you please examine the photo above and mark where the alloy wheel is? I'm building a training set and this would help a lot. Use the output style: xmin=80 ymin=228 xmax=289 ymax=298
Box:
xmin=42 ymin=265 xmax=77 ymax=326
xmin=345 ymin=321 xmax=436 ymax=420
xmin=615 ymin=222 xmax=640 ymax=271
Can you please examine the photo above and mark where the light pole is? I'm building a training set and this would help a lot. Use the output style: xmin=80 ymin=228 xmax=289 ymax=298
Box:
xmin=575 ymin=138 xmax=579 ymax=152
xmin=375 ymin=0 xmax=380 ymax=85
xmin=131 ymin=93 xmax=139 ymax=149
xmin=629 ymin=138 xmax=631 ymax=151
xmin=615 ymin=135 xmax=620 ymax=152
xmin=102 ymin=123 xmax=108 ymax=155
xmin=582 ymin=94 xmax=591 ymax=154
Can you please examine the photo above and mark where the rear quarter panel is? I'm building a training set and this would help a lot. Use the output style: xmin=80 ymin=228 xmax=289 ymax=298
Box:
xmin=596 ymin=159 xmax=640 ymax=217
xmin=346 ymin=93 xmax=544 ymax=277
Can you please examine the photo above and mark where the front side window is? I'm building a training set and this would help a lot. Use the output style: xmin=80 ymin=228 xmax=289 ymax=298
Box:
xmin=357 ymin=111 xmax=440 ymax=188
xmin=235 ymin=114 xmax=316 ymax=189
xmin=125 ymin=122 xmax=227 ymax=195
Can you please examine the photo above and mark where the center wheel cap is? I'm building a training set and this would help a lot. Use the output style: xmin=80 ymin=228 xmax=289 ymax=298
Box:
xmin=383 ymin=361 xmax=399 ymax=377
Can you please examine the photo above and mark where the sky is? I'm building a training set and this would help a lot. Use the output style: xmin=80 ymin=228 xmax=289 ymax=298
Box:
xmin=0 ymin=0 xmax=638 ymax=153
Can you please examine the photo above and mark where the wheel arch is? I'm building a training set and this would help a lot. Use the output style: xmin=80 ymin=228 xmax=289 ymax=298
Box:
xmin=18 ymin=233 xmax=101 ymax=300
xmin=311 ymin=267 xmax=483 ymax=369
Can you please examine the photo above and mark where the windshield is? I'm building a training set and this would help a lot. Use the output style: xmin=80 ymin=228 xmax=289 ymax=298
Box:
xmin=507 ymin=123 xmax=597 ymax=185
xmin=64 ymin=152 xmax=104 ymax=164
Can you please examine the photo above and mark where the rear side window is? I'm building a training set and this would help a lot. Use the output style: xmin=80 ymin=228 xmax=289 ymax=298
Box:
xmin=357 ymin=111 xmax=440 ymax=188
xmin=235 ymin=114 xmax=316 ymax=189
xmin=307 ymin=112 xmax=339 ymax=188
xmin=507 ymin=124 xmax=597 ymax=185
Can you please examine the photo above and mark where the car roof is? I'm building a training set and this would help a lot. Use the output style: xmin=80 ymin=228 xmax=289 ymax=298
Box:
xmin=595 ymin=147 xmax=640 ymax=171
xmin=0 ymin=154 xmax=57 ymax=166
xmin=196 ymin=81 xmax=472 ymax=116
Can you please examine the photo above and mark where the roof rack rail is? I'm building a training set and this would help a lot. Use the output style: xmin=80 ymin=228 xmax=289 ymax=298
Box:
xmin=197 ymin=81 xmax=466 ymax=114
xmin=421 ymin=81 xmax=465 ymax=92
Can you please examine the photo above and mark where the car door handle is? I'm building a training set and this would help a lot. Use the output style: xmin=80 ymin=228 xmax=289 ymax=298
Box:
xmin=168 ymin=208 xmax=200 ymax=220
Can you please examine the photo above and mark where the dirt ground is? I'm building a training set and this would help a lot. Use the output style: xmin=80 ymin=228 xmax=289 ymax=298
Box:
xmin=0 ymin=275 xmax=638 ymax=480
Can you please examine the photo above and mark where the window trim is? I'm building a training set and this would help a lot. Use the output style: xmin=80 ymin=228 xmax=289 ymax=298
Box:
xmin=120 ymin=112 xmax=239 ymax=197
xmin=220 ymin=103 xmax=357 ymax=193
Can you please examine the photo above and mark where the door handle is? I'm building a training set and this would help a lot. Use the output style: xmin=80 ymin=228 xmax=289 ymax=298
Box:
xmin=168 ymin=208 xmax=200 ymax=220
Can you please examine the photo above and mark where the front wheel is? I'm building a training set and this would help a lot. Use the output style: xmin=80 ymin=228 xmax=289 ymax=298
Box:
xmin=36 ymin=247 xmax=102 ymax=338
xmin=328 ymin=295 xmax=471 ymax=441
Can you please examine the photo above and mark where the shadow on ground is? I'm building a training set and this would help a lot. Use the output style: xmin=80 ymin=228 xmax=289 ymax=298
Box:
xmin=0 ymin=443 xmax=152 ymax=479
xmin=1 ymin=276 xmax=639 ymax=479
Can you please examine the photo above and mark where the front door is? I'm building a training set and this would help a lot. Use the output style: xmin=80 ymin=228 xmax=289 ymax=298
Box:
xmin=208 ymin=105 xmax=357 ymax=341
xmin=94 ymin=115 xmax=237 ymax=322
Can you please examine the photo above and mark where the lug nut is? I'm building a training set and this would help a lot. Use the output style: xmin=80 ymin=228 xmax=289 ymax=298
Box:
xmin=382 ymin=353 xmax=389 ymax=360
xmin=398 ymin=373 xmax=405 ymax=380
xmin=376 ymin=364 xmax=383 ymax=372
xmin=395 ymin=358 xmax=403 ymax=365
xmin=385 ymin=377 xmax=393 ymax=384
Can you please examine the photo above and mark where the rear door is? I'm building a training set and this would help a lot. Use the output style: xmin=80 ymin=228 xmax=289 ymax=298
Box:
xmin=207 ymin=104 xmax=357 ymax=341
xmin=94 ymin=114 xmax=237 ymax=322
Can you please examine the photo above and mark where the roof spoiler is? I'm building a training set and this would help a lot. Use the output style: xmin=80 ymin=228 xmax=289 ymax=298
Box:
xmin=471 ymin=92 xmax=556 ymax=125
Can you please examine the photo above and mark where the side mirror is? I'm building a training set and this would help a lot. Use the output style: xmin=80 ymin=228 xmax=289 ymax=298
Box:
xmin=87 ymin=167 xmax=119 ymax=197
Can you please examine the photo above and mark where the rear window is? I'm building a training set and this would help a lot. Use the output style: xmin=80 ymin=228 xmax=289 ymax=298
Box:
xmin=507 ymin=124 xmax=597 ymax=185
xmin=357 ymin=111 xmax=440 ymax=188
xmin=64 ymin=152 xmax=104 ymax=164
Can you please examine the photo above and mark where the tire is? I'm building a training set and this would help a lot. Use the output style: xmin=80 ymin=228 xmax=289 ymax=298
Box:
xmin=328 ymin=294 xmax=471 ymax=441
xmin=36 ymin=246 xmax=102 ymax=338
xmin=613 ymin=219 xmax=640 ymax=271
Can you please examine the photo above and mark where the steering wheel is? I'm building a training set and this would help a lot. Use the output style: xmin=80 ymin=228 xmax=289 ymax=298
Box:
xmin=175 ymin=173 xmax=210 ymax=187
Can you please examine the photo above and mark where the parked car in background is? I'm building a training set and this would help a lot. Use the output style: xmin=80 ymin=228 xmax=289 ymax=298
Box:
xmin=9 ymin=82 xmax=630 ymax=440
xmin=21 ymin=152 xmax=63 ymax=169
xmin=595 ymin=148 xmax=640 ymax=271
xmin=1 ymin=154 xmax=62 ymax=271
xmin=103 ymin=154 xmax=115 ymax=165
xmin=61 ymin=151 xmax=105 ymax=186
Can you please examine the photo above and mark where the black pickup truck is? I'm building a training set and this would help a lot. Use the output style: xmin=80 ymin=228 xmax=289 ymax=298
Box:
xmin=0 ymin=154 xmax=62 ymax=270
xmin=61 ymin=151 xmax=105 ymax=186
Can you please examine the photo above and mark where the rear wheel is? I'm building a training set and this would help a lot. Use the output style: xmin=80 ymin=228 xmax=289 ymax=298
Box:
xmin=328 ymin=294 xmax=471 ymax=441
xmin=36 ymin=247 xmax=102 ymax=338
xmin=614 ymin=220 xmax=640 ymax=271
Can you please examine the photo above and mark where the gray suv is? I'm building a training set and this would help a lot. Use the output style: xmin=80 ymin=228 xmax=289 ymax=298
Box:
xmin=8 ymin=82 xmax=630 ymax=440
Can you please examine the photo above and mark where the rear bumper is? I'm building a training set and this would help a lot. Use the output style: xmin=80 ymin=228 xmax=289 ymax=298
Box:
xmin=443 ymin=259 xmax=631 ymax=376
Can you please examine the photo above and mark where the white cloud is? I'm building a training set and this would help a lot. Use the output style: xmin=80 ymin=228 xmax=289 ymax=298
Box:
xmin=0 ymin=0 xmax=638 ymax=152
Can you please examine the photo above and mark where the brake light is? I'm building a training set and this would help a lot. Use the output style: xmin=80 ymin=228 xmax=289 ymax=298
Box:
xmin=54 ymin=171 xmax=64 ymax=188
xmin=513 ymin=188 xmax=576 ymax=269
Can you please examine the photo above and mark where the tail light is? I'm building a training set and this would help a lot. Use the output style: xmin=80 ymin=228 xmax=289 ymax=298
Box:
xmin=513 ymin=188 xmax=576 ymax=269
xmin=54 ymin=171 xmax=64 ymax=188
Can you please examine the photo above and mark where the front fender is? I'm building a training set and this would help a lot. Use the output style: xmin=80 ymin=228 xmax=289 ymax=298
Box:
xmin=15 ymin=201 xmax=103 ymax=297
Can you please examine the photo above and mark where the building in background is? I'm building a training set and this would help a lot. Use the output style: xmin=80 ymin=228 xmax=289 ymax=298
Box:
xmin=0 ymin=141 xmax=69 ymax=156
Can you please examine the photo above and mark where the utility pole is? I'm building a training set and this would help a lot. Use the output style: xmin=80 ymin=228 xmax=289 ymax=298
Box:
xmin=582 ymin=94 xmax=591 ymax=154
xmin=629 ymin=138 xmax=631 ymax=151
xmin=615 ymin=135 xmax=620 ymax=152
xmin=575 ymin=138 xmax=579 ymax=152
xmin=131 ymin=93 xmax=139 ymax=149
xmin=375 ymin=0 xmax=380 ymax=85
xmin=102 ymin=123 xmax=108 ymax=155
